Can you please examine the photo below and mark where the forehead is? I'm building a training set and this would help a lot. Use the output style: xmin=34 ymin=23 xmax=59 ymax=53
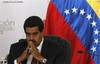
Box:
xmin=25 ymin=26 xmax=39 ymax=33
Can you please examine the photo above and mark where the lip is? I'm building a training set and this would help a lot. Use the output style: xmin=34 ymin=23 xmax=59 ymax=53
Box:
xmin=30 ymin=40 xmax=36 ymax=43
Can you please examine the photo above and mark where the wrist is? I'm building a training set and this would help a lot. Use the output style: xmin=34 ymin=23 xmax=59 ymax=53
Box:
xmin=16 ymin=59 xmax=21 ymax=64
xmin=42 ymin=58 xmax=47 ymax=64
xmin=14 ymin=60 xmax=19 ymax=64
xmin=35 ymin=56 xmax=47 ymax=63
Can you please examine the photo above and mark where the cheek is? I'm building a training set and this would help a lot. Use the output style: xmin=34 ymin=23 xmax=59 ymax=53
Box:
xmin=26 ymin=36 xmax=30 ymax=41
xmin=35 ymin=36 xmax=40 ymax=41
xmin=37 ymin=35 xmax=43 ymax=41
xmin=26 ymin=35 xmax=29 ymax=39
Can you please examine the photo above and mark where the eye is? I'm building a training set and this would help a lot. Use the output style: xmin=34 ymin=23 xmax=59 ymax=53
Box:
xmin=32 ymin=32 xmax=39 ymax=35
xmin=26 ymin=32 xmax=30 ymax=35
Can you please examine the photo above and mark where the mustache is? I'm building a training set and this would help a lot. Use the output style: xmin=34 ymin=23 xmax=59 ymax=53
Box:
xmin=30 ymin=40 xmax=36 ymax=43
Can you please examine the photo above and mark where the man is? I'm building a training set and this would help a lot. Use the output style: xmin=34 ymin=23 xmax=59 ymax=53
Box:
xmin=7 ymin=16 xmax=71 ymax=64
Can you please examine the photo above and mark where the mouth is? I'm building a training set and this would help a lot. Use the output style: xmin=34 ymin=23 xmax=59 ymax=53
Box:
xmin=30 ymin=40 xmax=36 ymax=43
xmin=28 ymin=40 xmax=39 ymax=47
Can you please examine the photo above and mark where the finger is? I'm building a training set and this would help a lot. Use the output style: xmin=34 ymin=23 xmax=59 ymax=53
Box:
xmin=27 ymin=43 xmax=32 ymax=53
xmin=28 ymin=48 xmax=32 ymax=53
xmin=29 ymin=41 xmax=33 ymax=45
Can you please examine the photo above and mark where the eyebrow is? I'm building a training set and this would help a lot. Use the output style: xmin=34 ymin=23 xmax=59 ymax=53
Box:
xmin=25 ymin=32 xmax=39 ymax=35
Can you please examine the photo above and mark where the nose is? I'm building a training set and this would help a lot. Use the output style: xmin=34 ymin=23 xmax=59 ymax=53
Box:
xmin=29 ymin=34 xmax=34 ymax=40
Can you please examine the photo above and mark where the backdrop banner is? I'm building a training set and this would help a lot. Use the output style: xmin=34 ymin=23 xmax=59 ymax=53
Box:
xmin=0 ymin=0 xmax=49 ymax=58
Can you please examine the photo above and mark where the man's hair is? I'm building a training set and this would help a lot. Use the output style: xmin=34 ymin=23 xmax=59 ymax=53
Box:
xmin=23 ymin=16 xmax=44 ymax=32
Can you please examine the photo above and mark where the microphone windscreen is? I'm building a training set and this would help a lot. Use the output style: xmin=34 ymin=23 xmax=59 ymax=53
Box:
xmin=78 ymin=51 xmax=84 ymax=54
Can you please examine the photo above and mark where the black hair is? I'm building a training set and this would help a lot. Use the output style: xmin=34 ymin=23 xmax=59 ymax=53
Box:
xmin=23 ymin=16 xmax=44 ymax=32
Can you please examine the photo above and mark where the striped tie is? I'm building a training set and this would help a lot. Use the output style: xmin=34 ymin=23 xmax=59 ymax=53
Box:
xmin=31 ymin=58 xmax=37 ymax=64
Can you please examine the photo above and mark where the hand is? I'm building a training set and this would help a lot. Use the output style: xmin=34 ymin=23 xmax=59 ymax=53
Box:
xmin=16 ymin=45 xmax=30 ymax=63
xmin=28 ymin=41 xmax=45 ymax=63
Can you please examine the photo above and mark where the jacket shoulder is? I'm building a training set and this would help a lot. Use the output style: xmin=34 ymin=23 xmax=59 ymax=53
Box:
xmin=11 ymin=39 xmax=27 ymax=46
xmin=44 ymin=35 xmax=70 ymax=46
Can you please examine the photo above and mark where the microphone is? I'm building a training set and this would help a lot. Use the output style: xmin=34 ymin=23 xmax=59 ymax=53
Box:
xmin=78 ymin=50 xmax=85 ymax=54
xmin=78 ymin=50 xmax=100 ymax=57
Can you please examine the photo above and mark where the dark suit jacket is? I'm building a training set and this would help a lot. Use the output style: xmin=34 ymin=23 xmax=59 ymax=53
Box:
xmin=7 ymin=35 xmax=71 ymax=64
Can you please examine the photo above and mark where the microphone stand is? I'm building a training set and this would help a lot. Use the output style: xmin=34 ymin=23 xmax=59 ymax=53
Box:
xmin=78 ymin=50 xmax=100 ymax=57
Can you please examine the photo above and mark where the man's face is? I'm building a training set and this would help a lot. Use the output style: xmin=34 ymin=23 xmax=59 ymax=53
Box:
xmin=25 ymin=26 xmax=43 ymax=47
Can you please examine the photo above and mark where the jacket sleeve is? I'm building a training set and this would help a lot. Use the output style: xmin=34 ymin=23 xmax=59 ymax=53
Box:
xmin=45 ymin=36 xmax=71 ymax=64
xmin=7 ymin=44 xmax=15 ymax=64
xmin=54 ymin=42 xmax=71 ymax=64
xmin=7 ymin=39 xmax=27 ymax=64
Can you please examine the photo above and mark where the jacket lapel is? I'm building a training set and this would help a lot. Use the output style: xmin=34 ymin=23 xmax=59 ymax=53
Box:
xmin=41 ymin=37 xmax=49 ymax=58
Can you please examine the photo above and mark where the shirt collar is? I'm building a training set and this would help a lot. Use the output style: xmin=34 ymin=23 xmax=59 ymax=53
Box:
xmin=37 ymin=37 xmax=44 ymax=53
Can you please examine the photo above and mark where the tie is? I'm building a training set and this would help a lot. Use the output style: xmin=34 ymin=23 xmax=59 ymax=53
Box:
xmin=31 ymin=57 xmax=38 ymax=64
